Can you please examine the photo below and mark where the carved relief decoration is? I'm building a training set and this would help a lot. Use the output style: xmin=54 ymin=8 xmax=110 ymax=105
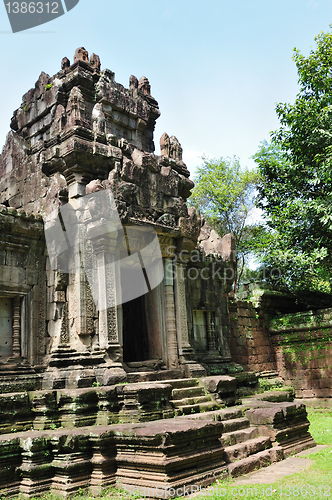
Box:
xmin=157 ymin=235 xmax=175 ymax=258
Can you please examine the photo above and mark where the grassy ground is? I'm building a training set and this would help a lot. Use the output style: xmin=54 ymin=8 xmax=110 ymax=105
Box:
xmin=1 ymin=407 xmax=332 ymax=500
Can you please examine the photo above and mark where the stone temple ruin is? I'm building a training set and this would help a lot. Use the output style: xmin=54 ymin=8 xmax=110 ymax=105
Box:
xmin=0 ymin=48 xmax=318 ymax=498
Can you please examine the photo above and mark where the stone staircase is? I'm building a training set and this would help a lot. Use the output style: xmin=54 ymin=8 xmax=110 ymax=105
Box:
xmin=169 ymin=378 xmax=220 ymax=415
xmin=219 ymin=410 xmax=283 ymax=477
xmin=181 ymin=409 xmax=281 ymax=478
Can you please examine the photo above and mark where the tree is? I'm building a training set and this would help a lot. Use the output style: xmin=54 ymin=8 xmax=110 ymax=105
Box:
xmin=189 ymin=156 xmax=260 ymax=289
xmin=253 ymin=29 xmax=332 ymax=292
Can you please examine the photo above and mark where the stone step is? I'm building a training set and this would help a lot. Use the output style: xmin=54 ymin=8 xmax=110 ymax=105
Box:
xmin=221 ymin=426 xmax=259 ymax=447
xmin=221 ymin=417 xmax=250 ymax=433
xmin=126 ymin=360 xmax=162 ymax=369
xmin=126 ymin=370 xmax=183 ymax=383
xmin=180 ymin=407 xmax=247 ymax=423
xmin=258 ymin=371 xmax=280 ymax=379
xmin=176 ymin=401 xmax=220 ymax=415
xmin=223 ymin=436 xmax=272 ymax=463
xmin=227 ymin=446 xmax=284 ymax=478
xmin=216 ymin=407 xmax=245 ymax=421
xmin=171 ymin=395 xmax=211 ymax=407
xmin=166 ymin=378 xmax=200 ymax=389
xmin=172 ymin=386 xmax=206 ymax=400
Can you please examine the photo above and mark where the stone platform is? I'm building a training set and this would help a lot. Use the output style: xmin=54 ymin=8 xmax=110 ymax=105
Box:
xmin=0 ymin=376 xmax=316 ymax=499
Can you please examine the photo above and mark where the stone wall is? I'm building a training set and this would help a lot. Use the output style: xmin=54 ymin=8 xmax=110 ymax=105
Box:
xmin=228 ymin=285 xmax=290 ymax=374
xmin=184 ymin=253 xmax=234 ymax=373
xmin=270 ymin=309 xmax=332 ymax=398
xmin=0 ymin=206 xmax=45 ymax=367
xmin=229 ymin=284 xmax=332 ymax=397
xmin=228 ymin=299 xmax=276 ymax=374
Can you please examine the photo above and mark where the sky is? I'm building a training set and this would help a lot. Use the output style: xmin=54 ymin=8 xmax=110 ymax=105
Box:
xmin=0 ymin=0 xmax=332 ymax=177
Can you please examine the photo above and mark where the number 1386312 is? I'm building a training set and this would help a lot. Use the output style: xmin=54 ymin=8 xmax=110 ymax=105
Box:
xmin=5 ymin=2 xmax=59 ymax=14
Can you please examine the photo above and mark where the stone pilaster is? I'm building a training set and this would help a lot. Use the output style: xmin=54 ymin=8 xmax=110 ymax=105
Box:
xmin=174 ymin=262 xmax=194 ymax=360
xmin=173 ymin=261 xmax=207 ymax=378
xmin=90 ymin=431 xmax=116 ymax=495
xmin=67 ymin=242 xmax=88 ymax=343
xmin=206 ymin=310 xmax=217 ymax=351
xmin=87 ymin=220 xmax=122 ymax=363
xmin=164 ymin=258 xmax=179 ymax=368
xmin=12 ymin=297 xmax=21 ymax=358
xmin=19 ymin=435 xmax=53 ymax=497
xmin=96 ymin=237 xmax=119 ymax=348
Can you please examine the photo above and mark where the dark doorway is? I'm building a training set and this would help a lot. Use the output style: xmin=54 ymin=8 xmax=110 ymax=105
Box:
xmin=122 ymin=294 xmax=149 ymax=362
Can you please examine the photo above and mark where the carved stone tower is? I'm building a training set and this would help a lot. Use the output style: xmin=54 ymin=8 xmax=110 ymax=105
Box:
xmin=0 ymin=48 xmax=235 ymax=389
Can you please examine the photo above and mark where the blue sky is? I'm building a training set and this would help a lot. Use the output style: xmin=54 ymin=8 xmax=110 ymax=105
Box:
xmin=0 ymin=0 xmax=332 ymax=176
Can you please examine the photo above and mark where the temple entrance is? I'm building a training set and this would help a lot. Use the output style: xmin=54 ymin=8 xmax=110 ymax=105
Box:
xmin=122 ymin=295 xmax=148 ymax=362
xmin=0 ymin=298 xmax=12 ymax=358
xmin=122 ymin=286 xmax=164 ymax=364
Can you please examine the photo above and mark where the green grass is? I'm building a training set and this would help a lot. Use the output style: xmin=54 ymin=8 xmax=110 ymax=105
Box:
xmin=307 ymin=407 xmax=332 ymax=446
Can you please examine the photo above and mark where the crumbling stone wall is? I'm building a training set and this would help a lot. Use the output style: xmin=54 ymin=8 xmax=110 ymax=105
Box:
xmin=270 ymin=309 xmax=332 ymax=398
xmin=229 ymin=284 xmax=332 ymax=397
xmin=228 ymin=285 xmax=285 ymax=374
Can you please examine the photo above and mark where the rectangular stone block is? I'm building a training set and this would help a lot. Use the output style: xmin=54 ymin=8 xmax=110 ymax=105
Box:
xmin=26 ymin=270 xmax=38 ymax=285
xmin=51 ymin=430 xmax=92 ymax=497
xmin=120 ymin=383 xmax=174 ymax=422
xmin=114 ymin=419 xmax=226 ymax=499
xmin=89 ymin=428 xmax=117 ymax=494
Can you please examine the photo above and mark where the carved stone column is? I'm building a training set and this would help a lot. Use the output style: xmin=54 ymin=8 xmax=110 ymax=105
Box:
xmin=174 ymin=262 xmax=194 ymax=360
xmin=12 ymin=297 xmax=21 ymax=358
xmin=173 ymin=261 xmax=207 ymax=378
xmin=206 ymin=311 xmax=217 ymax=351
xmin=164 ymin=258 xmax=179 ymax=369
xmin=87 ymin=220 xmax=121 ymax=363
xmin=67 ymin=239 xmax=88 ymax=344
xmin=96 ymin=237 xmax=118 ymax=349
xmin=174 ymin=237 xmax=207 ymax=377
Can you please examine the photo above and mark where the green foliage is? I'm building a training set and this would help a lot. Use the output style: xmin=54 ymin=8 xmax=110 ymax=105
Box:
xmin=253 ymin=29 xmax=332 ymax=293
xmin=190 ymin=156 xmax=260 ymax=288
xmin=258 ymin=377 xmax=284 ymax=392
